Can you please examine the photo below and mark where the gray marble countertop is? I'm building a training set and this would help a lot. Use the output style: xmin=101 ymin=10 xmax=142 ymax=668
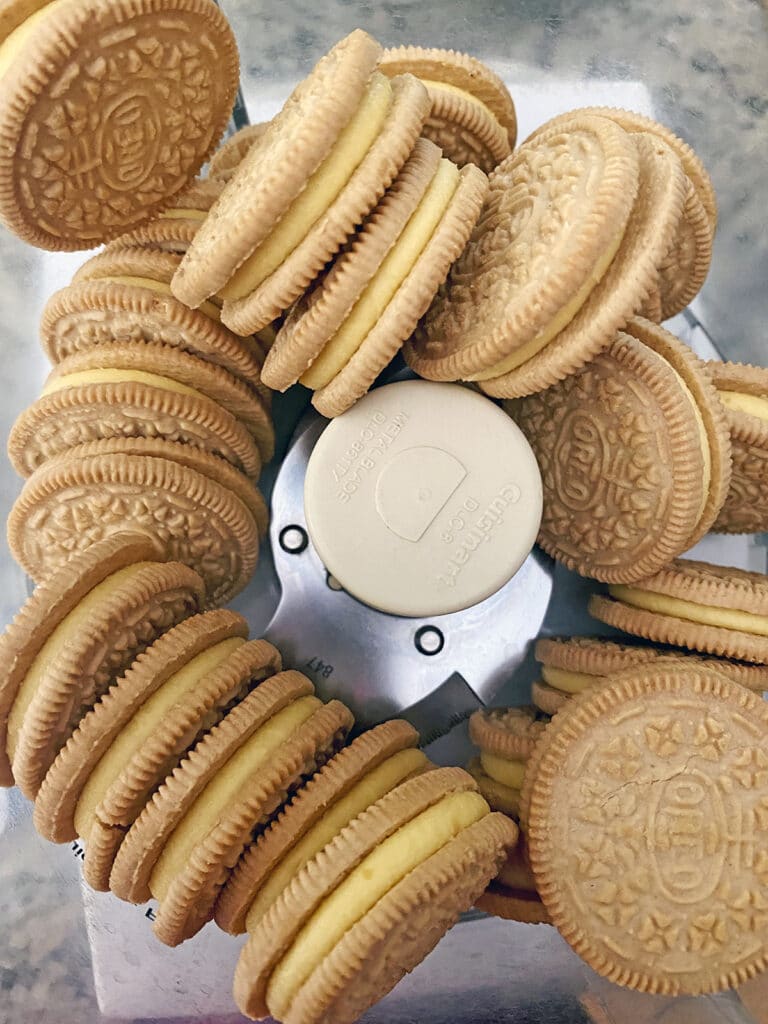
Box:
xmin=0 ymin=2 xmax=766 ymax=1022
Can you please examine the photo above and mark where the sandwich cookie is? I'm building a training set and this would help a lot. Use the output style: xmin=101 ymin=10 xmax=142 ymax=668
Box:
xmin=233 ymin=768 xmax=518 ymax=1024
xmin=80 ymin=632 xmax=283 ymax=892
xmin=589 ymin=558 xmax=768 ymax=665
xmin=533 ymin=635 xmax=768 ymax=714
xmin=526 ymin=665 xmax=768 ymax=995
xmin=8 ymin=448 xmax=261 ymax=606
xmin=508 ymin=319 xmax=731 ymax=583
xmin=54 ymin=437 xmax=269 ymax=540
xmin=172 ymin=31 xmax=429 ymax=330
xmin=9 ymin=344 xmax=267 ymax=480
xmin=0 ymin=532 xmax=165 ymax=788
xmin=475 ymin=835 xmax=551 ymax=925
xmin=208 ymin=124 xmax=270 ymax=182
xmin=524 ymin=106 xmax=716 ymax=319
xmin=33 ymin=609 xmax=253 ymax=843
xmin=407 ymin=121 xmax=689 ymax=398
xmin=0 ymin=0 xmax=239 ymax=250
xmin=466 ymin=706 xmax=546 ymax=819
xmin=111 ymin=178 xmax=225 ymax=254
xmin=69 ymin=247 xmax=275 ymax=407
xmin=36 ymin=338 xmax=272 ymax=465
xmin=262 ymin=138 xmax=488 ymax=416
xmin=0 ymin=535 xmax=203 ymax=800
xmin=709 ymin=361 xmax=768 ymax=534
xmin=215 ymin=719 xmax=427 ymax=935
xmin=109 ymin=673 xmax=352 ymax=945
xmin=40 ymin=251 xmax=268 ymax=397
xmin=379 ymin=45 xmax=516 ymax=172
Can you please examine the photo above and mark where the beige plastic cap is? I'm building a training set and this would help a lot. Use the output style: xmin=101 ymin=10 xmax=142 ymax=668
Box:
xmin=304 ymin=381 xmax=542 ymax=618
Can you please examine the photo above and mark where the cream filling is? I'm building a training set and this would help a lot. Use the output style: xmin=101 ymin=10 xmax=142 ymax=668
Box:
xmin=0 ymin=0 xmax=63 ymax=78
xmin=220 ymin=73 xmax=393 ymax=302
xmin=479 ymin=751 xmax=526 ymax=790
xmin=41 ymin=368 xmax=203 ymax=401
xmin=421 ymin=79 xmax=503 ymax=132
xmin=244 ymin=747 xmax=427 ymax=931
xmin=720 ymin=391 xmax=768 ymax=422
xmin=609 ymin=584 xmax=768 ymax=637
xmin=150 ymin=695 xmax=321 ymax=900
xmin=300 ymin=158 xmax=459 ymax=390
xmin=73 ymin=638 xmax=245 ymax=840
xmin=470 ymin=219 xmax=627 ymax=381
xmin=541 ymin=664 xmax=598 ymax=694
xmin=6 ymin=564 xmax=155 ymax=759
xmin=267 ymin=790 xmax=489 ymax=1019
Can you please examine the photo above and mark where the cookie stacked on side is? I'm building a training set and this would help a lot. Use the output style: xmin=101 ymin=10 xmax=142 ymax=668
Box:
xmin=506 ymin=318 xmax=732 ymax=583
xmin=406 ymin=107 xmax=714 ymax=398
xmin=709 ymin=361 xmax=768 ymax=533
xmin=465 ymin=708 xmax=550 ymax=925
xmin=7 ymin=247 xmax=275 ymax=605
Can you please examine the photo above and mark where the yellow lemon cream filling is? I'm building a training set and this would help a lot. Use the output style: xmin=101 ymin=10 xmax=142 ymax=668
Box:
xmin=300 ymin=158 xmax=459 ymax=390
xmin=422 ymin=79 xmax=503 ymax=132
xmin=479 ymin=751 xmax=526 ymax=790
xmin=719 ymin=391 xmax=768 ymax=423
xmin=6 ymin=564 xmax=155 ymax=760
xmin=541 ymin=665 xmax=599 ymax=694
xmin=73 ymin=638 xmax=245 ymax=840
xmin=609 ymin=584 xmax=768 ymax=637
xmin=0 ymin=0 xmax=64 ymax=79
xmin=220 ymin=73 xmax=393 ymax=302
xmin=267 ymin=789 xmax=489 ymax=1018
xmin=472 ymin=219 xmax=628 ymax=381
xmin=41 ymin=368 xmax=204 ymax=402
xmin=150 ymin=695 xmax=321 ymax=900
xmin=245 ymin=747 xmax=428 ymax=931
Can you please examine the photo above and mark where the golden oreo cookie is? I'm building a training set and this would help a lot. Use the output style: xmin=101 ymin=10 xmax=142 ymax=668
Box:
xmin=262 ymin=138 xmax=488 ymax=415
xmin=8 ymin=449 xmax=260 ymax=605
xmin=589 ymin=558 xmax=768 ymax=664
xmin=535 ymin=635 xmax=768 ymax=698
xmin=233 ymin=768 xmax=517 ymax=1023
xmin=0 ymin=532 xmax=164 ymax=787
xmin=208 ymin=124 xmax=270 ymax=182
xmin=215 ymin=719 xmax=425 ymax=935
xmin=0 ymin=0 xmax=238 ymax=249
xmin=380 ymin=45 xmax=516 ymax=172
xmin=710 ymin=361 xmax=768 ymax=534
xmin=404 ymin=116 xmax=641 ymax=390
xmin=3 ymin=540 xmax=203 ymax=799
xmin=112 ymin=178 xmax=225 ymax=253
xmin=508 ymin=322 xmax=731 ymax=583
xmin=527 ymin=665 xmax=768 ymax=995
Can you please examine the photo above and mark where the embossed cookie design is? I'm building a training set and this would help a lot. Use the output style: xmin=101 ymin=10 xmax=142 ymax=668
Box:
xmin=0 ymin=0 xmax=239 ymax=250
xmin=527 ymin=665 xmax=768 ymax=995
xmin=508 ymin=320 xmax=731 ymax=583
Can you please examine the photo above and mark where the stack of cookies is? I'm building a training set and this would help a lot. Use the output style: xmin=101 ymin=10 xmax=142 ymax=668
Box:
xmin=0 ymin=532 xmax=519 ymax=1024
xmin=170 ymin=30 xmax=516 ymax=416
xmin=405 ymin=107 xmax=715 ymax=398
xmin=6 ymin=244 xmax=275 ymax=606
